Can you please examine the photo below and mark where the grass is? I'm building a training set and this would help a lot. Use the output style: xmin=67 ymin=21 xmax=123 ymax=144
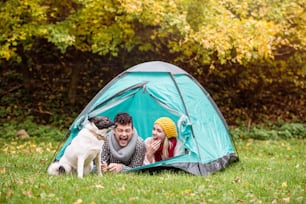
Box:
xmin=0 ymin=119 xmax=305 ymax=203
xmin=0 ymin=137 xmax=304 ymax=204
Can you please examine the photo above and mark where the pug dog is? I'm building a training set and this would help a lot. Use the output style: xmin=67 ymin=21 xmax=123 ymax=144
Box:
xmin=48 ymin=116 xmax=115 ymax=178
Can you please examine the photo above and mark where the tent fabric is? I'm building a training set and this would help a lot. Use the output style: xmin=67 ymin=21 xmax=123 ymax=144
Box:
xmin=55 ymin=61 xmax=238 ymax=176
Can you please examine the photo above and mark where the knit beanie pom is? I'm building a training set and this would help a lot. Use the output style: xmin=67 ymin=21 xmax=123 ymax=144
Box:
xmin=154 ymin=117 xmax=177 ymax=138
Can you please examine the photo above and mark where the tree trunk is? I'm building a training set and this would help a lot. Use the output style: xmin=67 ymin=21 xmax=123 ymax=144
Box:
xmin=68 ymin=63 xmax=81 ymax=105
xmin=17 ymin=45 xmax=32 ymax=93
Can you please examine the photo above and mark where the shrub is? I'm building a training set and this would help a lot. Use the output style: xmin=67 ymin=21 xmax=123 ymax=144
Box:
xmin=230 ymin=122 xmax=306 ymax=140
xmin=0 ymin=116 xmax=65 ymax=142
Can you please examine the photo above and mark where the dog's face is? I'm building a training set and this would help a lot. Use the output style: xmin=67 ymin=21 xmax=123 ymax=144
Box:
xmin=89 ymin=116 xmax=115 ymax=130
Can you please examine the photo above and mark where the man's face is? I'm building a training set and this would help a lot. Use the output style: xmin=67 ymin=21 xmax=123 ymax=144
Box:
xmin=113 ymin=123 xmax=133 ymax=147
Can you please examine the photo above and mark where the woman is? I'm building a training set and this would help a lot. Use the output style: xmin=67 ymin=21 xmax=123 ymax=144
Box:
xmin=144 ymin=117 xmax=185 ymax=165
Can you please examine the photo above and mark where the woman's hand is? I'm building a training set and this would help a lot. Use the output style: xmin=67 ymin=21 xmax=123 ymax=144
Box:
xmin=145 ymin=139 xmax=162 ymax=163
xmin=150 ymin=139 xmax=161 ymax=153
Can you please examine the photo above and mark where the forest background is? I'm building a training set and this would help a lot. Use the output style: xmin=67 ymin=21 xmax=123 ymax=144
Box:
xmin=0 ymin=0 xmax=305 ymax=128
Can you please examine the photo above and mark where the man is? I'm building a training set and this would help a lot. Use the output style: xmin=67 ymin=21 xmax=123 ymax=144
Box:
xmin=101 ymin=112 xmax=146 ymax=173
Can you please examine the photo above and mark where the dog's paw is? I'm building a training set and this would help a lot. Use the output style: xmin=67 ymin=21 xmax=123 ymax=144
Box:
xmin=47 ymin=162 xmax=60 ymax=176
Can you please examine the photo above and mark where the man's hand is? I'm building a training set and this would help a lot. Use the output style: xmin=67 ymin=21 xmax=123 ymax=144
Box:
xmin=107 ymin=163 xmax=123 ymax=173
xmin=101 ymin=161 xmax=108 ymax=172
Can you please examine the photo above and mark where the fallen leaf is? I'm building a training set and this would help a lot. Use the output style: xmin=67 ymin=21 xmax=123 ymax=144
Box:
xmin=183 ymin=189 xmax=192 ymax=195
xmin=129 ymin=197 xmax=138 ymax=201
xmin=281 ymin=181 xmax=287 ymax=188
xmin=282 ymin=196 xmax=290 ymax=203
xmin=36 ymin=147 xmax=43 ymax=153
xmin=6 ymin=189 xmax=13 ymax=199
xmin=0 ymin=167 xmax=6 ymax=173
xmin=2 ymin=146 xmax=8 ymax=153
xmin=40 ymin=193 xmax=55 ymax=198
xmin=94 ymin=184 xmax=104 ymax=189
xmin=22 ymin=190 xmax=33 ymax=198
xmin=233 ymin=177 xmax=242 ymax=183
xmin=74 ymin=198 xmax=83 ymax=204
xmin=198 ymin=185 xmax=205 ymax=192
xmin=14 ymin=179 xmax=24 ymax=185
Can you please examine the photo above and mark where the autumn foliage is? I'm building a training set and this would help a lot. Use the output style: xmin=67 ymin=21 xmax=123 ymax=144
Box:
xmin=0 ymin=0 xmax=305 ymax=125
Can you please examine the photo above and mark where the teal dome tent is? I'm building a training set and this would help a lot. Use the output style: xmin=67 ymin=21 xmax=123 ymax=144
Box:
xmin=54 ymin=61 xmax=238 ymax=176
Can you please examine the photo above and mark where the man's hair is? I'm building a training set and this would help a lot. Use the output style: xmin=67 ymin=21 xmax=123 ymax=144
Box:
xmin=114 ymin=112 xmax=133 ymax=128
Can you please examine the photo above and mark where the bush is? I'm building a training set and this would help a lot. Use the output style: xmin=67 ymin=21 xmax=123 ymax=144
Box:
xmin=230 ymin=122 xmax=306 ymax=140
xmin=0 ymin=116 xmax=65 ymax=142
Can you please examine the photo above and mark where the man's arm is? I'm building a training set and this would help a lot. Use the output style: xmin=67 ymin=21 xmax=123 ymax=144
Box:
xmin=128 ymin=139 xmax=146 ymax=168
xmin=101 ymin=141 xmax=110 ymax=164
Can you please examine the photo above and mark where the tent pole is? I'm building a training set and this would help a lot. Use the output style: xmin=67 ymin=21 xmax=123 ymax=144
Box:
xmin=169 ymin=73 xmax=206 ymax=175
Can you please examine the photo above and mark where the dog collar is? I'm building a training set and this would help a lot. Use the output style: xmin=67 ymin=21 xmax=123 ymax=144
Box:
xmin=95 ymin=134 xmax=107 ymax=141
xmin=89 ymin=129 xmax=107 ymax=141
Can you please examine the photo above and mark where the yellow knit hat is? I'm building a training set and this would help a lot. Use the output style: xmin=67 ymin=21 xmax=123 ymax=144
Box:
xmin=154 ymin=117 xmax=177 ymax=138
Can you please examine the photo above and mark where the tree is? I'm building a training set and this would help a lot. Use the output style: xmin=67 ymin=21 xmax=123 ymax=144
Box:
xmin=0 ymin=0 xmax=304 ymax=124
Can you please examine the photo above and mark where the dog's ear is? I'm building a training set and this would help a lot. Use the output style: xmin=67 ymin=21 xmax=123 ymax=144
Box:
xmin=89 ymin=117 xmax=99 ymax=123
xmin=89 ymin=116 xmax=115 ymax=129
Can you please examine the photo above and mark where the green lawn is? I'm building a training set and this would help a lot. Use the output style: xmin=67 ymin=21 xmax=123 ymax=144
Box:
xmin=0 ymin=138 xmax=304 ymax=204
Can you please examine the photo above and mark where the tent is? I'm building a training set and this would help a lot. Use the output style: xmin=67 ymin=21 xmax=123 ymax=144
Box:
xmin=55 ymin=61 xmax=238 ymax=176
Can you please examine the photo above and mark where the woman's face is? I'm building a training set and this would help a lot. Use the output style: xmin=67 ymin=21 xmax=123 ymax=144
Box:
xmin=152 ymin=124 xmax=166 ymax=142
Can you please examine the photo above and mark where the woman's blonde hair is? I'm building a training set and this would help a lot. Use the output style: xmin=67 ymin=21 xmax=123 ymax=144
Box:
xmin=162 ymin=137 xmax=173 ymax=159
